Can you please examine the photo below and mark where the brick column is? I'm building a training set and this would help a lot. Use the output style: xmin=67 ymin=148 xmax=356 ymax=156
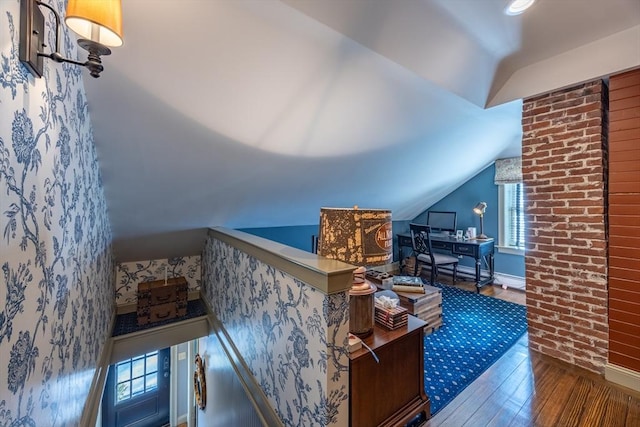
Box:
xmin=522 ymin=80 xmax=609 ymax=374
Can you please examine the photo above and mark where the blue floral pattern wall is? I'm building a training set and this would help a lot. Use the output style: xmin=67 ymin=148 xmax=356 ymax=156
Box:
xmin=0 ymin=1 xmax=114 ymax=426
xmin=202 ymin=235 xmax=350 ymax=426
xmin=115 ymin=256 xmax=202 ymax=305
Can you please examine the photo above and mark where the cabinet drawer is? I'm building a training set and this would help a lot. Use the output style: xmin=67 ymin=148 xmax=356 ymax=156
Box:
xmin=149 ymin=286 xmax=177 ymax=305
xmin=149 ymin=302 xmax=177 ymax=323
xmin=138 ymin=302 xmax=186 ymax=325
xmin=431 ymin=240 xmax=450 ymax=251
xmin=452 ymin=243 xmax=477 ymax=257
xmin=398 ymin=235 xmax=413 ymax=247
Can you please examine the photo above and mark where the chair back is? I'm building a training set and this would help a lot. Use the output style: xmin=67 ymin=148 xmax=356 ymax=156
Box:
xmin=409 ymin=223 xmax=434 ymax=262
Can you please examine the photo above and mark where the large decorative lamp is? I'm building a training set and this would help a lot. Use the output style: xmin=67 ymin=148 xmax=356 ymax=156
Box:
xmin=19 ymin=0 xmax=123 ymax=78
xmin=473 ymin=202 xmax=488 ymax=240
xmin=318 ymin=207 xmax=392 ymax=337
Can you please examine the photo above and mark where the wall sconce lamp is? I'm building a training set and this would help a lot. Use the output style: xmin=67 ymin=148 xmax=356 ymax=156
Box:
xmin=473 ymin=202 xmax=488 ymax=240
xmin=19 ymin=0 xmax=123 ymax=78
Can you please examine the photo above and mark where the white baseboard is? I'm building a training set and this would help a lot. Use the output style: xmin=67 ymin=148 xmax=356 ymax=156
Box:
xmin=452 ymin=265 xmax=525 ymax=290
xmin=398 ymin=262 xmax=526 ymax=290
xmin=605 ymin=363 xmax=640 ymax=393
xmin=493 ymin=272 xmax=526 ymax=290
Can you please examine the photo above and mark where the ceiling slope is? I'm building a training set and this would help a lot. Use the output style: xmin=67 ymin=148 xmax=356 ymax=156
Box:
xmin=81 ymin=0 xmax=640 ymax=261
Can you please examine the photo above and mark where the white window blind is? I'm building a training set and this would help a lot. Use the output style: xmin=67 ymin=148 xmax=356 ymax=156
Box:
xmin=496 ymin=157 xmax=524 ymax=254
xmin=505 ymin=183 xmax=525 ymax=249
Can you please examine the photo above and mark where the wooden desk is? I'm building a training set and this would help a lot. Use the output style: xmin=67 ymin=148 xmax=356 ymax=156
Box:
xmin=397 ymin=233 xmax=495 ymax=291
xmin=350 ymin=316 xmax=430 ymax=426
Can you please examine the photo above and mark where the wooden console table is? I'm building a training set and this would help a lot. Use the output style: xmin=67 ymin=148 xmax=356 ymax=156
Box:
xmin=350 ymin=316 xmax=430 ymax=426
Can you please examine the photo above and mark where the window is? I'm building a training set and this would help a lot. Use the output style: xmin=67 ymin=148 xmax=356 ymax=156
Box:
xmin=499 ymin=183 xmax=525 ymax=255
xmin=115 ymin=351 xmax=159 ymax=403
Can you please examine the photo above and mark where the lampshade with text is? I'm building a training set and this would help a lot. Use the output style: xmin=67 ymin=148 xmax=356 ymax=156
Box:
xmin=318 ymin=207 xmax=392 ymax=266
xmin=318 ymin=207 xmax=392 ymax=337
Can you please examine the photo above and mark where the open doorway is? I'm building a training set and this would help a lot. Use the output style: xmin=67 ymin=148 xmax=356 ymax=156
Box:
xmin=102 ymin=348 xmax=171 ymax=427
xmin=99 ymin=339 xmax=198 ymax=427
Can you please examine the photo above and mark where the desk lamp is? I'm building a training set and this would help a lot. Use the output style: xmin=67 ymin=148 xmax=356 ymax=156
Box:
xmin=473 ymin=202 xmax=488 ymax=239
xmin=318 ymin=207 xmax=392 ymax=337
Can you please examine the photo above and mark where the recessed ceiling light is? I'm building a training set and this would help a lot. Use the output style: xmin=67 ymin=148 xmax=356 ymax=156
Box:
xmin=505 ymin=0 xmax=535 ymax=15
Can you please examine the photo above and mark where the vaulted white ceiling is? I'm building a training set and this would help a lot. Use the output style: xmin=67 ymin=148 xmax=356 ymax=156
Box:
xmin=81 ymin=0 xmax=640 ymax=261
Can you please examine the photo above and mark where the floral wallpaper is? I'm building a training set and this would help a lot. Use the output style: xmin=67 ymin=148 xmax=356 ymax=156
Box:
xmin=115 ymin=256 xmax=202 ymax=305
xmin=202 ymin=234 xmax=350 ymax=426
xmin=0 ymin=1 xmax=115 ymax=426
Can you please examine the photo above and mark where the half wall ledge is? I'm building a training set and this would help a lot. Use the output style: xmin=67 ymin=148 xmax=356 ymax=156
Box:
xmin=209 ymin=227 xmax=355 ymax=295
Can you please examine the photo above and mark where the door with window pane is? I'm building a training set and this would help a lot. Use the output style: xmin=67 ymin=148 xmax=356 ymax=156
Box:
xmin=103 ymin=348 xmax=170 ymax=427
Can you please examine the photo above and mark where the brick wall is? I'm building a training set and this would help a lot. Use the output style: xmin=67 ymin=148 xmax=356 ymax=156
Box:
xmin=522 ymin=80 xmax=609 ymax=374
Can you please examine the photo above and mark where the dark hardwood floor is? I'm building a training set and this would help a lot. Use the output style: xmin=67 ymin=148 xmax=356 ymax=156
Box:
xmin=425 ymin=333 xmax=640 ymax=427
xmin=422 ymin=276 xmax=640 ymax=427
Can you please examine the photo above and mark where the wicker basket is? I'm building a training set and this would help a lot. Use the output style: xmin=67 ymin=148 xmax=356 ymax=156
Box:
xmin=403 ymin=256 xmax=422 ymax=276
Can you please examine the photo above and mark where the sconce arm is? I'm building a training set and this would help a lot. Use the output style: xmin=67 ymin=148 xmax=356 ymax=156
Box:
xmin=34 ymin=2 xmax=61 ymax=58
xmin=34 ymin=0 xmax=105 ymax=73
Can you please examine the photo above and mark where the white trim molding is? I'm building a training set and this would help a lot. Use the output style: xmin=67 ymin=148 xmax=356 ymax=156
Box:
xmin=497 ymin=246 xmax=525 ymax=256
xmin=170 ymin=346 xmax=179 ymax=427
xmin=455 ymin=265 xmax=526 ymax=290
xmin=605 ymin=363 xmax=640 ymax=393
xmin=494 ymin=272 xmax=526 ymax=290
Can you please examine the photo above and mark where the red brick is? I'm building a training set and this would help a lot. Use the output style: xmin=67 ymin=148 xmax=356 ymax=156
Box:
xmin=552 ymin=191 xmax=588 ymax=200
xmin=532 ymin=124 xmax=571 ymax=137
xmin=567 ymin=118 xmax=601 ymax=130
xmin=552 ymin=207 xmax=586 ymax=215
xmin=552 ymin=98 xmax=586 ymax=111
xmin=569 ymin=199 xmax=601 ymax=207
xmin=536 ymin=171 xmax=568 ymax=180
xmin=554 ymin=160 xmax=588 ymax=170
xmin=556 ymin=254 xmax=590 ymax=264
xmin=565 ymin=102 xmax=602 ymax=116
xmin=522 ymin=105 xmax=552 ymax=118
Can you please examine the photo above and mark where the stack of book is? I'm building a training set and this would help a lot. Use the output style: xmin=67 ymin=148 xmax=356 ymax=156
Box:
xmin=394 ymin=284 xmax=443 ymax=335
xmin=391 ymin=276 xmax=425 ymax=293
xmin=374 ymin=303 xmax=408 ymax=330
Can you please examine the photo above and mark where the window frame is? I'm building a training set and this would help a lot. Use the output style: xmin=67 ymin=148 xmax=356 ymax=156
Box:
xmin=498 ymin=183 xmax=525 ymax=256
xmin=115 ymin=351 xmax=159 ymax=404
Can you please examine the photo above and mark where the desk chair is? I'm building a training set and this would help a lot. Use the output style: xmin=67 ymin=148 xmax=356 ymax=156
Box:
xmin=409 ymin=223 xmax=458 ymax=285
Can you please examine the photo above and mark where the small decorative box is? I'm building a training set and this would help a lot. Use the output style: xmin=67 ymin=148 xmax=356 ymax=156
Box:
xmin=374 ymin=304 xmax=408 ymax=330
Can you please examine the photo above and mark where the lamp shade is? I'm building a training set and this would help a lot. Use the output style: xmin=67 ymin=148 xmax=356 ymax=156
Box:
xmin=318 ymin=207 xmax=392 ymax=267
xmin=65 ymin=0 xmax=123 ymax=47
xmin=473 ymin=202 xmax=487 ymax=215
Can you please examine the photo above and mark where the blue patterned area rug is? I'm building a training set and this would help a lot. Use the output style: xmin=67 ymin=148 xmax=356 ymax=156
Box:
xmin=424 ymin=284 xmax=527 ymax=415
